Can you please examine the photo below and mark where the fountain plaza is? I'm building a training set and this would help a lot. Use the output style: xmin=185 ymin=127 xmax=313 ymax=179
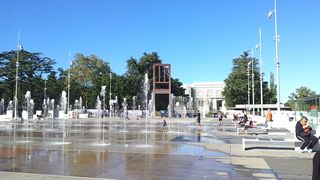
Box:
xmin=0 ymin=113 xmax=316 ymax=180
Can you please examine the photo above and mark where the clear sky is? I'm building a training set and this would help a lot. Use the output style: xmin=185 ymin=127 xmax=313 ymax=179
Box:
xmin=1 ymin=0 xmax=319 ymax=103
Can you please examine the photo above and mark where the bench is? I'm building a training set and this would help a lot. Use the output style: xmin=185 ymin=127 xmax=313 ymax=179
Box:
xmin=235 ymin=121 xmax=267 ymax=135
xmin=242 ymin=137 xmax=297 ymax=151
xmin=236 ymin=127 xmax=268 ymax=135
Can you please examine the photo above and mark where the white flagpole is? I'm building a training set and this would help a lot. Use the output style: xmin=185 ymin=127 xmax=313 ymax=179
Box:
xmin=259 ymin=27 xmax=264 ymax=116
xmin=14 ymin=30 xmax=21 ymax=121
xmin=67 ymin=49 xmax=71 ymax=116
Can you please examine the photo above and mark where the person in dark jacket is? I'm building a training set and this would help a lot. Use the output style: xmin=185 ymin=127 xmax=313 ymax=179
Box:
xmin=313 ymin=152 xmax=320 ymax=180
xmin=296 ymin=116 xmax=319 ymax=153
xmin=196 ymin=110 xmax=201 ymax=130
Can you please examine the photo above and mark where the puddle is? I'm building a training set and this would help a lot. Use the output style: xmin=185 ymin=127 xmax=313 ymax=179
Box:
xmin=171 ymin=144 xmax=227 ymax=157
xmin=170 ymin=135 xmax=225 ymax=143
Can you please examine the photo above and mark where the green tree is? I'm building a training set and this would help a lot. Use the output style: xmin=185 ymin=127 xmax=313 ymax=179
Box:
xmin=67 ymin=53 xmax=110 ymax=108
xmin=264 ymin=72 xmax=277 ymax=104
xmin=124 ymin=52 xmax=185 ymax=109
xmin=46 ymin=71 xmax=64 ymax=104
xmin=287 ymin=86 xmax=317 ymax=110
xmin=171 ymin=78 xmax=185 ymax=96
xmin=124 ymin=53 xmax=161 ymax=109
xmin=0 ymin=50 xmax=55 ymax=113
xmin=222 ymin=52 xmax=264 ymax=107
xmin=139 ymin=52 xmax=162 ymax=76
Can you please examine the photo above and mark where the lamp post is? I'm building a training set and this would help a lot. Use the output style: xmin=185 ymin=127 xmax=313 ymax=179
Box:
xmin=67 ymin=50 xmax=71 ymax=116
xmin=247 ymin=61 xmax=251 ymax=111
xmin=258 ymin=27 xmax=264 ymax=116
xmin=14 ymin=31 xmax=22 ymax=121
xmin=109 ymin=71 xmax=112 ymax=117
xmin=268 ymin=0 xmax=280 ymax=113
xmin=251 ymin=48 xmax=255 ymax=116
xmin=44 ymin=80 xmax=47 ymax=100
xmin=44 ymin=80 xmax=47 ymax=116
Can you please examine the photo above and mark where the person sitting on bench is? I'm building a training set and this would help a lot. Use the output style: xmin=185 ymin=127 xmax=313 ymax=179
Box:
xmin=296 ymin=116 xmax=319 ymax=153
xmin=238 ymin=111 xmax=248 ymax=127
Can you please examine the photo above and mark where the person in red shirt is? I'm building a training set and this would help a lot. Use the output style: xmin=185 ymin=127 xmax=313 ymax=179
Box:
xmin=296 ymin=116 xmax=319 ymax=153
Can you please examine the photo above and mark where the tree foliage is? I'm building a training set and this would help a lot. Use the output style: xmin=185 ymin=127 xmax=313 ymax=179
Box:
xmin=222 ymin=52 xmax=274 ymax=107
xmin=287 ymin=86 xmax=317 ymax=110
xmin=0 ymin=50 xmax=185 ymax=115
xmin=66 ymin=53 xmax=110 ymax=108
xmin=46 ymin=71 xmax=63 ymax=104
xmin=0 ymin=50 xmax=55 ymax=112
xmin=124 ymin=52 xmax=185 ymax=109
xmin=265 ymin=72 xmax=277 ymax=104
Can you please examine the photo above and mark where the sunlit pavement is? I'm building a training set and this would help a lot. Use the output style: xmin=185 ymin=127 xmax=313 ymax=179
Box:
xmin=0 ymin=117 xmax=314 ymax=179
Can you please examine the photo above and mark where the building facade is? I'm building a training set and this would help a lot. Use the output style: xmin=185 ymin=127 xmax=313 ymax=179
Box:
xmin=183 ymin=82 xmax=225 ymax=116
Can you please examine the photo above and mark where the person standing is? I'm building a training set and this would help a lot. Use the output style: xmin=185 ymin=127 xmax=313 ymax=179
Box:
xmin=265 ymin=109 xmax=273 ymax=128
xmin=218 ymin=112 xmax=223 ymax=126
xmin=196 ymin=110 xmax=201 ymax=130
xmin=313 ymin=152 xmax=320 ymax=180
xmin=162 ymin=119 xmax=168 ymax=131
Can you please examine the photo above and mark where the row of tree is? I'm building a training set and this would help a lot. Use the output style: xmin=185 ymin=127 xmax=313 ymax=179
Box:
xmin=222 ymin=52 xmax=276 ymax=107
xmin=1 ymin=49 xmax=316 ymax=114
xmin=0 ymin=50 xmax=185 ymax=115
xmin=222 ymin=51 xmax=317 ymax=109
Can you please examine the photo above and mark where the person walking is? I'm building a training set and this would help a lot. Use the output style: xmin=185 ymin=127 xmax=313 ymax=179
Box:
xmin=218 ymin=112 xmax=223 ymax=126
xmin=265 ymin=109 xmax=273 ymax=129
xmin=296 ymin=116 xmax=319 ymax=153
xmin=196 ymin=110 xmax=201 ymax=130
xmin=162 ymin=119 xmax=168 ymax=132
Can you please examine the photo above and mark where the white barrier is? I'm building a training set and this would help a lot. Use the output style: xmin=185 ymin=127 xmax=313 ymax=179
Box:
xmin=79 ymin=114 xmax=89 ymax=119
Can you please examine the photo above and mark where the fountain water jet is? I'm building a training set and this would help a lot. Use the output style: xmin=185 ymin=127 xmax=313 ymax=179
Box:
xmin=91 ymin=90 xmax=110 ymax=147
xmin=59 ymin=91 xmax=68 ymax=118
xmin=0 ymin=98 xmax=4 ymax=115
xmin=136 ymin=73 xmax=153 ymax=148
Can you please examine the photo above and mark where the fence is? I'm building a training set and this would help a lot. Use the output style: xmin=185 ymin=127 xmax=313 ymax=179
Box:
xmin=294 ymin=95 xmax=320 ymax=129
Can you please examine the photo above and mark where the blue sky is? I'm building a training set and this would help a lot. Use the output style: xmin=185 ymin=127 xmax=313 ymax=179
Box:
xmin=1 ymin=0 xmax=320 ymax=103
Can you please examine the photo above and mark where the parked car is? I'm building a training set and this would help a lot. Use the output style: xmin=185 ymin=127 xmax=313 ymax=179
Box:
xmin=186 ymin=111 xmax=197 ymax=118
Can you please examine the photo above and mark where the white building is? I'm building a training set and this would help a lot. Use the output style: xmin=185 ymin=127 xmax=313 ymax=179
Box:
xmin=183 ymin=82 xmax=225 ymax=116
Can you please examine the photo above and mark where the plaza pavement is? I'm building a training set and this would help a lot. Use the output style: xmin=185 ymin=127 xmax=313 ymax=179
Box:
xmin=0 ymin=117 xmax=316 ymax=180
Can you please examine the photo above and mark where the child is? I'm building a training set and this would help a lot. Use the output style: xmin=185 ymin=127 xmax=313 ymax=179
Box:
xmin=218 ymin=112 xmax=223 ymax=126
xmin=196 ymin=110 xmax=201 ymax=130
xmin=162 ymin=119 xmax=168 ymax=131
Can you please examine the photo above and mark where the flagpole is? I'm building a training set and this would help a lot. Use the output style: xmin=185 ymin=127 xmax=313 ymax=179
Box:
xmin=67 ymin=49 xmax=71 ymax=117
xmin=14 ymin=30 xmax=21 ymax=121
xmin=259 ymin=27 xmax=264 ymax=116
xmin=109 ymin=71 xmax=112 ymax=117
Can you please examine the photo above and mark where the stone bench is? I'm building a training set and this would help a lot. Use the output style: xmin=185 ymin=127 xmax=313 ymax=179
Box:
xmin=293 ymin=138 xmax=320 ymax=151
xmin=79 ymin=114 xmax=89 ymax=119
xmin=242 ymin=137 xmax=297 ymax=151
xmin=236 ymin=127 xmax=268 ymax=135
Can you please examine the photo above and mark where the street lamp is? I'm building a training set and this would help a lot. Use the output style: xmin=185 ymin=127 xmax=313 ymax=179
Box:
xmin=109 ymin=71 xmax=112 ymax=117
xmin=14 ymin=31 xmax=22 ymax=121
xmin=247 ymin=61 xmax=251 ymax=110
xmin=67 ymin=50 xmax=71 ymax=116
xmin=268 ymin=0 xmax=281 ymax=113
xmin=257 ymin=27 xmax=264 ymax=116
xmin=44 ymin=80 xmax=47 ymax=100
xmin=251 ymin=48 xmax=255 ymax=116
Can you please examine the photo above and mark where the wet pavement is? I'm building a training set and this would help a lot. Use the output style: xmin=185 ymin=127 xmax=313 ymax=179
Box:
xmin=0 ymin=117 xmax=315 ymax=179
